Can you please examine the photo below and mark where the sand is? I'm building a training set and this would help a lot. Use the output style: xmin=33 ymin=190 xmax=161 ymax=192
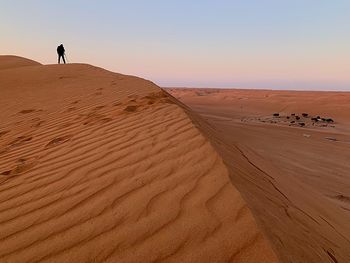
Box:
xmin=167 ymin=88 xmax=350 ymax=263
xmin=0 ymin=55 xmax=41 ymax=71
xmin=0 ymin=56 xmax=277 ymax=262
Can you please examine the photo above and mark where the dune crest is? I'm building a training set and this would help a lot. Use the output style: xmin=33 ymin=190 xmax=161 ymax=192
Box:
xmin=0 ymin=55 xmax=41 ymax=71
xmin=0 ymin=57 xmax=277 ymax=262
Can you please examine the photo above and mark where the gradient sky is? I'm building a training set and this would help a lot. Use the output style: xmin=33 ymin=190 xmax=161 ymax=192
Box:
xmin=1 ymin=0 xmax=350 ymax=90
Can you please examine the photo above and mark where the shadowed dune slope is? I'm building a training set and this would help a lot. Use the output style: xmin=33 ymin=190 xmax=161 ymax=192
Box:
xmin=0 ymin=57 xmax=277 ymax=262
xmin=168 ymin=88 xmax=350 ymax=263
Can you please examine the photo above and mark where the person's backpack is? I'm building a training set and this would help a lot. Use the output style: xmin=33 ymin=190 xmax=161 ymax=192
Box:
xmin=57 ymin=45 xmax=64 ymax=54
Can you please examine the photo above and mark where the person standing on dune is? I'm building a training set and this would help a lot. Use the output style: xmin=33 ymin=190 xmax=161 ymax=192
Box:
xmin=57 ymin=44 xmax=66 ymax=64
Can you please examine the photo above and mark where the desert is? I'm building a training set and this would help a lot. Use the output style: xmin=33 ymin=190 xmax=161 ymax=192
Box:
xmin=1 ymin=55 xmax=349 ymax=263
xmin=2 ymin=1 xmax=350 ymax=262
xmin=168 ymin=88 xmax=350 ymax=263
xmin=0 ymin=56 xmax=278 ymax=262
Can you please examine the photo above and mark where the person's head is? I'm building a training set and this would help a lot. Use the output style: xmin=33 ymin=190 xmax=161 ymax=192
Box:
xmin=60 ymin=44 xmax=63 ymax=47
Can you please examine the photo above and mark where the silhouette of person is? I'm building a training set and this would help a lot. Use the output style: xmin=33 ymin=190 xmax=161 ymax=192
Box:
xmin=57 ymin=44 xmax=66 ymax=64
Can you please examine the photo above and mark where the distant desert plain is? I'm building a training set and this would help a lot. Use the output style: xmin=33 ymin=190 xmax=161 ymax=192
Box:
xmin=0 ymin=56 xmax=349 ymax=263
xmin=167 ymin=88 xmax=350 ymax=263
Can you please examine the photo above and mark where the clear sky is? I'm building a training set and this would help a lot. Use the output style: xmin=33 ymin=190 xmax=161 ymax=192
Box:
xmin=1 ymin=0 xmax=350 ymax=90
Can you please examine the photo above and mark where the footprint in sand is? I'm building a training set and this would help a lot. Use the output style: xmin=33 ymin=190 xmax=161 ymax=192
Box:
xmin=19 ymin=109 xmax=36 ymax=114
xmin=334 ymin=194 xmax=350 ymax=203
xmin=59 ymin=76 xmax=71 ymax=80
xmin=123 ymin=105 xmax=139 ymax=112
xmin=31 ymin=121 xmax=45 ymax=128
xmin=94 ymin=105 xmax=105 ymax=110
xmin=142 ymin=92 xmax=174 ymax=105
xmin=83 ymin=113 xmax=112 ymax=125
xmin=1 ymin=170 xmax=11 ymax=176
xmin=127 ymin=94 xmax=139 ymax=99
xmin=46 ymin=135 xmax=72 ymax=148
xmin=325 ymin=137 xmax=338 ymax=142
xmin=101 ymin=117 xmax=113 ymax=122
xmin=121 ymin=92 xmax=173 ymax=113
xmin=59 ymin=122 xmax=77 ymax=129
xmin=30 ymin=118 xmax=45 ymax=128
xmin=64 ymin=107 xmax=77 ymax=113
xmin=1 ymin=157 xmax=38 ymax=176
xmin=8 ymin=136 xmax=33 ymax=147
xmin=0 ymin=130 xmax=10 ymax=137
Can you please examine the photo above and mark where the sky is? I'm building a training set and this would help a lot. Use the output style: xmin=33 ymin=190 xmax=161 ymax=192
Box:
xmin=1 ymin=0 xmax=350 ymax=90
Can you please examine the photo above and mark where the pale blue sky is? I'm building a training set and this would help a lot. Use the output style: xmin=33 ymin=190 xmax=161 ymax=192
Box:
xmin=1 ymin=0 xmax=350 ymax=90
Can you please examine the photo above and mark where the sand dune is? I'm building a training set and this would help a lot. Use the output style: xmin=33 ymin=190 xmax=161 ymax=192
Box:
xmin=168 ymin=88 xmax=350 ymax=263
xmin=0 ymin=55 xmax=41 ymax=71
xmin=0 ymin=57 xmax=277 ymax=262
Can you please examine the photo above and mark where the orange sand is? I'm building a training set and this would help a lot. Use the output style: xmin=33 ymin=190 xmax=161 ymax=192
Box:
xmin=168 ymin=88 xmax=350 ymax=263
xmin=0 ymin=57 xmax=277 ymax=262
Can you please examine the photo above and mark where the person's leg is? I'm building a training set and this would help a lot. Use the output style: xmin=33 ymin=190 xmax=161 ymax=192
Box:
xmin=62 ymin=55 xmax=66 ymax=64
xmin=58 ymin=55 xmax=60 ymax=64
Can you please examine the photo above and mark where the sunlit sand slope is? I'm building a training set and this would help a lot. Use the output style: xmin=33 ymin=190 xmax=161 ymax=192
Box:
xmin=0 ymin=55 xmax=41 ymax=70
xmin=0 ymin=57 xmax=277 ymax=262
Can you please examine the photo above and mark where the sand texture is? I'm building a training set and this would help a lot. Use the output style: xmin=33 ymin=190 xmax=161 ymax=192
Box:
xmin=168 ymin=88 xmax=350 ymax=263
xmin=0 ymin=57 xmax=277 ymax=262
